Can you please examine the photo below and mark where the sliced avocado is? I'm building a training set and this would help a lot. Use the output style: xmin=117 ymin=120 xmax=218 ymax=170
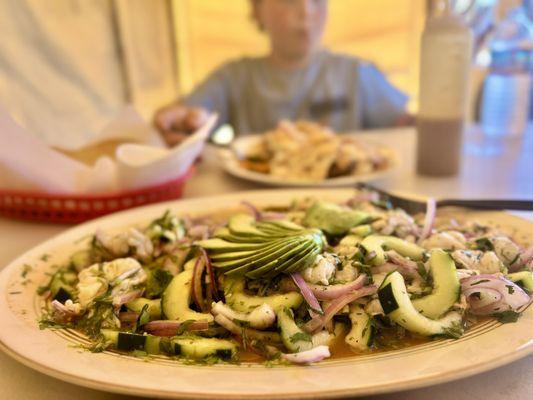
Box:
xmin=217 ymin=231 xmax=281 ymax=243
xmin=197 ymin=238 xmax=266 ymax=252
xmin=203 ymin=216 xmax=324 ymax=278
xmin=361 ymin=235 xmax=425 ymax=266
xmin=223 ymin=276 xmax=303 ymax=312
xmin=303 ymin=201 xmax=369 ymax=235
xmin=246 ymin=240 xmax=316 ymax=278
xmin=228 ymin=214 xmax=268 ymax=237
xmin=283 ymin=247 xmax=321 ymax=274
xmin=257 ymin=220 xmax=303 ymax=232
xmin=212 ymin=237 xmax=303 ymax=269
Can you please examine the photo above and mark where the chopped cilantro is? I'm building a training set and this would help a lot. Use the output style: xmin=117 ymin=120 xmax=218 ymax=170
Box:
xmin=474 ymin=238 xmax=494 ymax=252
xmin=21 ymin=264 xmax=32 ymax=278
xmin=470 ymin=279 xmax=491 ymax=286
xmin=289 ymin=332 xmax=312 ymax=344
xmin=493 ymin=311 xmax=521 ymax=324
xmin=145 ymin=269 xmax=173 ymax=298
xmin=416 ymin=262 xmax=428 ymax=281
xmin=133 ymin=304 xmax=151 ymax=333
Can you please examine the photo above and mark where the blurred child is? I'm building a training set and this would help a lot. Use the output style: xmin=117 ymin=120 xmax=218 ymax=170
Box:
xmin=155 ymin=0 xmax=412 ymax=146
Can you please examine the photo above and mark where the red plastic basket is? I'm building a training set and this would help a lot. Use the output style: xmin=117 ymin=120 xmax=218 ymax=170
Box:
xmin=0 ymin=168 xmax=194 ymax=224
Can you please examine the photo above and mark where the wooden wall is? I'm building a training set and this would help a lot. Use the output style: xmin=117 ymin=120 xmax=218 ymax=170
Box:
xmin=171 ymin=0 xmax=426 ymax=106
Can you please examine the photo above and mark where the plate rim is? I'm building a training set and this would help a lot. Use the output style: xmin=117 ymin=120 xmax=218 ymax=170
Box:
xmin=0 ymin=188 xmax=531 ymax=399
xmin=1 ymin=338 xmax=531 ymax=400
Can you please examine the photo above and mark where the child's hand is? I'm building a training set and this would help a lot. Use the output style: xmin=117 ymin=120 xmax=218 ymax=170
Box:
xmin=154 ymin=103 xmax=209 ymax=146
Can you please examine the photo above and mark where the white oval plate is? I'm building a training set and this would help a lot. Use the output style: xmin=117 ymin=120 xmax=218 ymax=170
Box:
xmin=218 ymin=135 xmax=400 ymax=187
xmin=0 ymin=189 xmax=531 ymax=399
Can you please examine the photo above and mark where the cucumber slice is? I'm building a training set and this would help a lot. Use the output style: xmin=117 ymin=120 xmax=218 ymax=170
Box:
xmin=100 ymin=329 xmax=161 ymax=354
xmin=361 ymin=235 xmax=425 ymax=266
xmin=126 ymin=298 xmax=162 ymax=320
xmin=223 ymin=276 xmax=303 ymax=312
xmin=170 ymin=336 xmax=237 ymax=360
xmin=145 ymin=335 xmax=162 ymax=355
xmin=378 ymin=271 xmax=463 ymax=337
xmin=507 ymin=271 xmax=533 ymax=291
xmin=70 ymin=250 xmax=91 ymax=270
xmin=277 ymin=308 xmax=313 ymax=352
xmin=345 ymin=304 xmax=373 ymax=351
xmin=53 ymin=287 xmax=72 ymax=303
xmin=49 ymin=269 xmax=77 ymax=301
xmin=411 ymin=250 xmax=460 ymax=319
xmin=161 ymin=270 xmax=214 ymax=322
xmin=117 ymin=332 xmax=146 ymax=351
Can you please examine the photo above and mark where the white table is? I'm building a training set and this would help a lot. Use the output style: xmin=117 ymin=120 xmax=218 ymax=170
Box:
xmin=0 ymin=127 xmax=531 ymax=400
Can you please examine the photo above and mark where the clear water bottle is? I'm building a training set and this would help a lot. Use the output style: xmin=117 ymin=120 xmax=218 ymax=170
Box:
xmin=480 ymin=1 xmax=533 ymax=137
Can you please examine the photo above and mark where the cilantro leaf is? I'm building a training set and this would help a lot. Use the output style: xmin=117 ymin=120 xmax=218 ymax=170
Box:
xmin=493 ymin=311 xmax=521 ymax=324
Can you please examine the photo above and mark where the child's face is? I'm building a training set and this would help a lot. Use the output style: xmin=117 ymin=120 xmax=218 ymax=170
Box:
xmin=255 ymin=0 xmax=327 ymax=61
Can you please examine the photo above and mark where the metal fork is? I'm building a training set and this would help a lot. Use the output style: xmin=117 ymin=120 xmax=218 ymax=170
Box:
xmin=355 ymin=183 xmax=533 ymax=213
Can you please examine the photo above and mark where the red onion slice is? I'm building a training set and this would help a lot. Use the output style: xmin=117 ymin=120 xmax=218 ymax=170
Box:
xmin=188 ymin=225 xmax=210 ymax=240
xmin=200 ymin=247 xmax=220 ymax=302
xmin=304 ymin=285 xmax=377 ymax=333
xmin=118 ymin=311 xmax=140 ymax=323
xmin=511 ymin=246 xmax=533 ymax=272
xmin=214 ymin=314 xmax=281 ymax=343
xmin=143 ymin=320 xmax=209 ymax=336
xmin=191 ymin=256 xmax=207 ymax=311
xmin=384 ymin=251 xmax=421 ymax=278
xmin=280 ymin=345 xmax=331 ymax=364
xmin=306 ymin=274 xmax=367 ymax=300
xmin=291 ymin=273 xmax=323 ymax=313
xmin=112 ymin=289 xmax=143 ymax=308
xmin=241 ymin=201 xmax=262 ymax=220
xmin=462 ymin=287 xmax=504 ymax=315
xmin=461 ymin=274 xmax=530 ymax=313
xmin=418 ymin=198 xmax=436 ymax=243
xmin=240 ymin=200 xmax=285 ymax=221
xmin=346 ymin=192 xmax=380 ymax=207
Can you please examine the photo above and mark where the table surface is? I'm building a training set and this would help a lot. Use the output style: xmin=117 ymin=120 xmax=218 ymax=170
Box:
xmin=0 ymin=127 xmax=531 ymax=400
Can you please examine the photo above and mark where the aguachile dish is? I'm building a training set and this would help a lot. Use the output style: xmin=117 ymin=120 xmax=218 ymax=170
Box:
xmin=38 ymin=195 xmax=533 ymax=365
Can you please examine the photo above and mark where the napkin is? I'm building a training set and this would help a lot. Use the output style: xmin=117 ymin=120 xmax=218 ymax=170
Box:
xmin=0 ymin=105 xmax=217 ymax=194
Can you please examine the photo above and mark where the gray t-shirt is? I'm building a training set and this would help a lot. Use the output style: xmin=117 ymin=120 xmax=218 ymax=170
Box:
xmin=183 ymin=50 xmax=408 ymax=135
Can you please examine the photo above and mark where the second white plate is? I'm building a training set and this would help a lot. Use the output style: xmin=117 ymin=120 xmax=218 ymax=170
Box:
xmin=218 ymin=134 xmax=399 ymax=187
